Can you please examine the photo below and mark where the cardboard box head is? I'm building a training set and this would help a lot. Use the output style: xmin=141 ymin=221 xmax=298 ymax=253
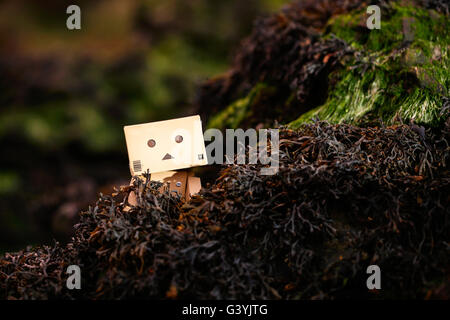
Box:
xmin=124 ymin=115 xmax=208 ymax=175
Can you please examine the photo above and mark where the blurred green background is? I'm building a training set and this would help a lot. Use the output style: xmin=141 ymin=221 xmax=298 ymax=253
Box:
xmin=0 ymin=0 xmax=290 ymax=253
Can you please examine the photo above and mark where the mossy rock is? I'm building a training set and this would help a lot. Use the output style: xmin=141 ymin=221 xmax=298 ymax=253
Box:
xmin=203 ymin=2 xmax=449 ymax=130
xmin=290 ymin=3 xmax=449 ymax=128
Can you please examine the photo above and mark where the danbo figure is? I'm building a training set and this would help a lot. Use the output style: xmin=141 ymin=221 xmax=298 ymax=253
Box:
xmin=123 ymin=115 xmax=208 ymax=206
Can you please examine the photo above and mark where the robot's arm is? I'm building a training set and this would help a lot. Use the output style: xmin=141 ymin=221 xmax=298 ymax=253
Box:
xmin=125 ymin=170 xmax=201 ymax=209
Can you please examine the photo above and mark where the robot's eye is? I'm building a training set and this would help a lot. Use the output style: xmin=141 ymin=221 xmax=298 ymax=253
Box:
xmin=147 ymin=139 xmax=156 ymax=148
xmin=175 ymin=135 xmax=183 ymax=143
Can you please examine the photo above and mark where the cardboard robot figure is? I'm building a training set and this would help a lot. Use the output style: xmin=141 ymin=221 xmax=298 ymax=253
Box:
xmin=123 ymin=115 xmax=208 ymax=206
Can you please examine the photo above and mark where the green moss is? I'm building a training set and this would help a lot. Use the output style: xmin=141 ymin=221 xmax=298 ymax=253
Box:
xmin=207 ymin=83 xmax=275 ymax=129
xmin=69 ymin=104 xmax=122 ymax=152
xmin=327 ymin=4 xmax=448 ymax=53
xmin=291 ymin=3 xmax=449 ymax=128
xmin=0 ymin=171 xmax=20 ymax=194
xmin=0 ymin=104 xmax=68 ymax=148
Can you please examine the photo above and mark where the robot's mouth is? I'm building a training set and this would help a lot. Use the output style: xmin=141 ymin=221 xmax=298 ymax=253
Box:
xmin=162 ymin=153 xmax=174 ymax=160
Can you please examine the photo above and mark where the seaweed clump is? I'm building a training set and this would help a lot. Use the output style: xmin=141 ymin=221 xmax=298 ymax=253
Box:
xmin=1 ymin=118 xmax=449 ymax=299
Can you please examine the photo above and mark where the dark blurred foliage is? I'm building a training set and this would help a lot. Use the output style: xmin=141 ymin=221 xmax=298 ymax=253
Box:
xmin=0 ymin=0 xmax=289 ymax=252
